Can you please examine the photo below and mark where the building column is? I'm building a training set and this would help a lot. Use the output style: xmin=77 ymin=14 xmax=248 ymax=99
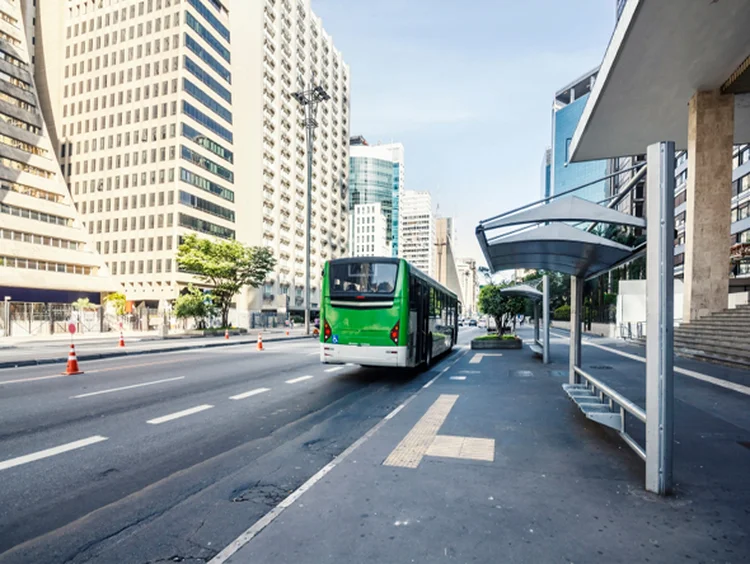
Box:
xmin=683 ymin=90 xmax=734 ymax=321
xmin=569 ymin=276 xmax=583 ymax=384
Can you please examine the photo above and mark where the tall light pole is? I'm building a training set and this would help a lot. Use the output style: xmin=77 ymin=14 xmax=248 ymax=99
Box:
xmin=293 ymin=82 xmax=330 ymax=335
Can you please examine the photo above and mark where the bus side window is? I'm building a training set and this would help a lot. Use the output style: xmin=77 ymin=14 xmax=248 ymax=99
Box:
xmin=409 ymin=277 xmax=418 ymax=309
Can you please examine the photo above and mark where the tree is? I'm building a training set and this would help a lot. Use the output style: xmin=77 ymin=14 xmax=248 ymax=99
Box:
xmin=477 ymin=284 xmax=527 ymax=335
xmin=176 ymin=234 xmax=276 ymax=327
xmin=104 ymin=292 xmax=127 ymax=316
xmin=72 ymin=297 xmax=93 ymax=312
xmin=174 ymin=284 xmax=215 ymax=328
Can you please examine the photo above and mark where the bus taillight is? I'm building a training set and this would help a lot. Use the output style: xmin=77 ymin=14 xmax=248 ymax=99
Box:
xmin=390 ymin=321 xmax=400 ymax=344
xmin=324 ymin=320 xmax=332 ymax=342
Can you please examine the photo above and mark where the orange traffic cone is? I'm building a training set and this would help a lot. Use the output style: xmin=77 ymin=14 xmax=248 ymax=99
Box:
xmin=62 ymin=344 xmax=83 ymax=375
xmin=285 ymin=328 xmax=290 ymax=337
xmin=118 ymin=331 xmax=125 ymax=348
xmin=225 ymin=329 xmax=229 ymax=340
xmin=257 ymin=333 xmax=264 ymax=351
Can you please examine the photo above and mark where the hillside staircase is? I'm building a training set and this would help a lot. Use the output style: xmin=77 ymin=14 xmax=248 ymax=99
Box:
xmin=673 ymin=304 xmax=750 ymax=369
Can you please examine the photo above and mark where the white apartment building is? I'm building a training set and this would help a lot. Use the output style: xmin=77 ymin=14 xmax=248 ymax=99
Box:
xmin=399 ymin=190 xmax=435 ymax=277
xmin=456 ymin=257 xmax=478 ymax=317
xmin=232 ymin=0 xmax=350 ymax=315
xmin=349 ymin=202 xmax=390 ymax=257
xmin=1 ymin=0 xmax=113 ymax=307
xmin=32 ymin=0 xmax=237 ymax=304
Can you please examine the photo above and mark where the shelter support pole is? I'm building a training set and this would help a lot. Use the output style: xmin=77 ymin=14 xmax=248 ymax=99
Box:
xmin=645 ymin=141 xmax=675 ymax=495
xmin=569 ymin=275 xmax=583 ymax=384
xmin=534 ymin=302 xmax=540 ymax=345
xmin=542 ymin=275 xmax=550 ymax=364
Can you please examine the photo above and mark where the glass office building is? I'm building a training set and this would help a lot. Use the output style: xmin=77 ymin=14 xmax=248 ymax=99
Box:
xmin=550 ymin=68 xmax=608 ymax=203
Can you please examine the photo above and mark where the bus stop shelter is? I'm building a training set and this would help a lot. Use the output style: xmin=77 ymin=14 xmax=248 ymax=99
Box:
xmin=500 ymin=283 xmax=549 ymax=363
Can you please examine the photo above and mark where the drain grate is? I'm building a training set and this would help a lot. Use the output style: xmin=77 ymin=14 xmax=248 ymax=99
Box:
xmin=589 ymin=365 xmax=613 ymax=370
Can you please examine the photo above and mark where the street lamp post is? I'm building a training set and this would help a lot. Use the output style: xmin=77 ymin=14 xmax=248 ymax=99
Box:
xmin=293 ymin=82 xmax=330 ymax=335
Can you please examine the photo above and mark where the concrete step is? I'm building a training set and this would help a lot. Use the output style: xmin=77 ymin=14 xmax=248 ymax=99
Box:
xmin=674 ymin=328 xmax=750 ymax=343
xmin=692 ymin=312 xmax=750 ymax=321
xmin=677 ymin=321 xmax=750 ymax=331
xmin=674 ymin=347 xmax=750 ymax=370
xmin=674 ymin=339 xmax=750 ymax=362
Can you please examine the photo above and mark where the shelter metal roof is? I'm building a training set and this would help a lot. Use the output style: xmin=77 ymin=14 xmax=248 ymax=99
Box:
xmin=500 ymin=284 xmax=543 ymax=301
xmin=570 ymin=0 xmax=750 ymax=162
xmin=477 ymin=223 xmax=635 ymax=279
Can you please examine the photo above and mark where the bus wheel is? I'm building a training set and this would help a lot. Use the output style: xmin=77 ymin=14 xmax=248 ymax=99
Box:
xmin=424 ymin=336 xmax=433 ymax=369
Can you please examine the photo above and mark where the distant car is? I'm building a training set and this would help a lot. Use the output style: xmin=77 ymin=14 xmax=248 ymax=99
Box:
xmin=458 ymin=320 xmax=464 ymax=327
xmin=468 ymin=319 xmax=478 ymax=327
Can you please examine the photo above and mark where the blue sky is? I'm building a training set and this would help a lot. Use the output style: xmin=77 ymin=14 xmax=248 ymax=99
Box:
xmin=312 ymin=0 xmax=617 ymax=265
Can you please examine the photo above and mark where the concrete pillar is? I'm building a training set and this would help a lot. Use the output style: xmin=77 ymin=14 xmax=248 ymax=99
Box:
xmin=569 ymin=276 xmax=583 ymax=384
xmin=683 ymin=90 xmax=734 ymax=321
xmin=542 ymin=275 xmax=550 ymax=365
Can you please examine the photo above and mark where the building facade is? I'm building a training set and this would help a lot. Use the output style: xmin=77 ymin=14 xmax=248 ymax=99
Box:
xmin=399 ymin=190 xmax=434 ymax=277
xmin=32 ymin=0 xmax=237 ymax=305
xmin=348 ymin=137 xmax=403 ymax=257
xmin=550 ymin=68 xmax=608 ymax=203
xmin=455 ymin=257 xmax=478 ymax=317
xmin=1 ymin=0 xmax=114 ymax=307
xmin=349 ymin=202 xmax=390 ymax=257
xmin=232 ymin=0 xmax=350 ymax=315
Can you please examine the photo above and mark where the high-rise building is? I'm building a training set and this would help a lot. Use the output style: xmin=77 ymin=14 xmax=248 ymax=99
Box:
xmin=1 ymin=0 xmax=113 ymax=305
xmin=550 ymin=68 xmax=608 ymax=203
xmin=541 ymin=147 xmax=552 ymax=200
xmin=232 ymin=0 xmax=350 ymax=315
xmin=32 ymin=0 xmax=237 ymax=305
xmin=348 ymin=137 xmax=404 ymax=257
xmin=616 ymin=0 xmax=627 ymax=22
xmin=455 ymin=257 xmax=478 ymax=317
xmin=349 ymin=202 xmax=390 ymax=257
xmin=399 ymin=190 xmax=434 ymax=277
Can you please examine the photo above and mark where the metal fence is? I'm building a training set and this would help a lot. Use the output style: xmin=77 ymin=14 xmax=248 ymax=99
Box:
xmin=2 ymin=302 xmax=103 ymax=337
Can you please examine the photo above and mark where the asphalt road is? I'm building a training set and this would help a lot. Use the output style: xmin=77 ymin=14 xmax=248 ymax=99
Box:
xmin=0 ymin=327 xmax=484 ymax=563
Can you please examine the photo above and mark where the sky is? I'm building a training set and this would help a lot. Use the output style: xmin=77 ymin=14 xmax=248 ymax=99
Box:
xmin=312 ymin=0 xmax=617 ymax=266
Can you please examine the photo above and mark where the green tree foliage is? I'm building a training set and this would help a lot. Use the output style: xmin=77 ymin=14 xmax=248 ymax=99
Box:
xmin=477 ymin=284 xmax=527 ymax=335
xmin=174 ymin=284 xmax=215 ymax=328
xmin=554 ymin=304 xmax=571 ymax=321
xmin=176 ymin=234 xmax=276 ymax=327
xmin=72 ymin=297 xmax=93 ymax=311
xmin=104 ymin=292 xmax=127 ymax=316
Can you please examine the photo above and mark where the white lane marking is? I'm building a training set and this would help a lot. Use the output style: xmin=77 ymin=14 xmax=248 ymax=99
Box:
xmin=0 ymin=373 xmax=69 ymax=385
xmin=209 ymin=346 xmax=471 ymax=564
xmin=0 ymin=436 xmax=108 ymax=472
xmin=469 ymin=353 xmax=503 ymax=364
xmin=450 ymin=376 xmax=467 ymax=381
xmin=71 ymin=377 xmax=185 ymax=399
xmin=308 ymin=352 xmax=320 ymax=356
xmin=422 ymin=374 xmax=441 ymax=389
xmin=229 ymin=387 xmax=271 ymax=401
xmin=147 ymin=404 xmax=213 ymax=425
xmin=325 ymin=366 xmax=345 ymax=373
xmin=285 ymin=375 xmax=314 ymax=384
xmin=551 ymin=331 xmax=750 ymax=397
xmin=208 ymin=398 xmax=417 ymax=564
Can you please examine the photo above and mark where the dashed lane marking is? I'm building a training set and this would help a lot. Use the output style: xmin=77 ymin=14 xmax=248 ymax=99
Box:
xmin=383 ymin=394 xmax=459 ymax=468
xmin=469 ymin=353 xmax=503 ymax=364
xmin=449 ymin=376 xmax=467 ymax=381
xmin=229 ymin=387 xmax=271 ymax=401
xmin=71 ymin=377 xmax=185 ymax=399
xmin=286 ymin=375 xmax=314 ymax=384
xmin=0 ymin=436 xmax=108 ymax=472
xmin=325 ymin=366 xmax=345 ymax=373
xmin=147 ymin=404 xmax=213 ymax=425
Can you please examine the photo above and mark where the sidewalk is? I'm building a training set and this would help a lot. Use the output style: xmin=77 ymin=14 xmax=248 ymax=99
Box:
xmin=0 ymin=328 xmax=310 ymax=369
xmin=215 ymin=331 xmax=750 ymax=563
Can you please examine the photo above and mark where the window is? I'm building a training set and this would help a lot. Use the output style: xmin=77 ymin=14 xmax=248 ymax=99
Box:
xmin=184 ymin=34 xmax=231 ymax=83
xmin=185 ymin=12 xmax=230 ymax=62
xmin=182 ymin=79 xmax=232 ymax=123
xmin=182 ymin=102 xmax=233 ymax=142
xmin=181 ymin=123 xmax=233 ymax=162
xmin=183 ymin=56 xmax=231 ymax=103
xmin=179 ymin=190 xmax=235 ymax=221
xmin=181 ymin=146 xmax=234 ymax=182
xmin=186 ymin=0 xmax=230 ymax=41
xmin=179 ymin=213 xmax=235 ymax=239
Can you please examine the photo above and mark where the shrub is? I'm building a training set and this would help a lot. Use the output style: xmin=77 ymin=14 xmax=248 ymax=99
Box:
xmin=554 ymin=304 xmax=571 ymax=321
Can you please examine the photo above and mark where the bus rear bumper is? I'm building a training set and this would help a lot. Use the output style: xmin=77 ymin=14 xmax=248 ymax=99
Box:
xmin=320 ymin=344 xmax=408 ymax=367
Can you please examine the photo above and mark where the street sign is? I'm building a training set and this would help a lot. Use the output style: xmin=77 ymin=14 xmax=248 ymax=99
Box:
xmin=68 ymin=322 xmax=77 ymax=335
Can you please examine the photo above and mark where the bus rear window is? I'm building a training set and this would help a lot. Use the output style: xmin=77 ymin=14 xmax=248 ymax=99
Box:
xmin=330 ymin=262 xmax=398 ymax=295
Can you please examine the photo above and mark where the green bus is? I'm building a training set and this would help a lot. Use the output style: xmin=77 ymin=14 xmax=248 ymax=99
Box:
xmin=320 ymin=257 xmax=459 ymax=368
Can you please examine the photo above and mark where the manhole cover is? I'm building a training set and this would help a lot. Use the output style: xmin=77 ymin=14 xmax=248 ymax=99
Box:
xmin=589 ymin=365 xmax=613 ymax=370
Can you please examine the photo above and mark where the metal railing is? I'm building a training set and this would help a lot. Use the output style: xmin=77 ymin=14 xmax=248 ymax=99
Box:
xmin=574 ymin=366 xmax=646 ymax=460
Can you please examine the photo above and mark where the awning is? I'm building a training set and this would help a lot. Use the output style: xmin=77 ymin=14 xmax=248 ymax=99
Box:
xmin=570 ymin=0 xmax=750 ymax=162
xmin=500 ymin=284 xmax=543 ymax=301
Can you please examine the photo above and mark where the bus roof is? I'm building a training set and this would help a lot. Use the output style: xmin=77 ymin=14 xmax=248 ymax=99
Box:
xmin=326 ymin=257 xmax=458 ymax=301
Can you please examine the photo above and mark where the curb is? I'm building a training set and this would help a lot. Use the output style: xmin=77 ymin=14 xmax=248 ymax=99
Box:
xmin=0 ymin=335 xmax=313 ymax=370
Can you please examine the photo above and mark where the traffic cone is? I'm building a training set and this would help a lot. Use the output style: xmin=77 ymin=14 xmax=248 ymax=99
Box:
xmin=62 ymin=344 xmax=83 ymax=375
xmin=257 ymin=333 xmax=264 ymax=351
xmin=285 ymin=328 xmax=290 ymax=337
xmin=118 ymin=331 xmax=125 ymax=348
xmin=225 ymin=329 xmax=229 ymax=340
